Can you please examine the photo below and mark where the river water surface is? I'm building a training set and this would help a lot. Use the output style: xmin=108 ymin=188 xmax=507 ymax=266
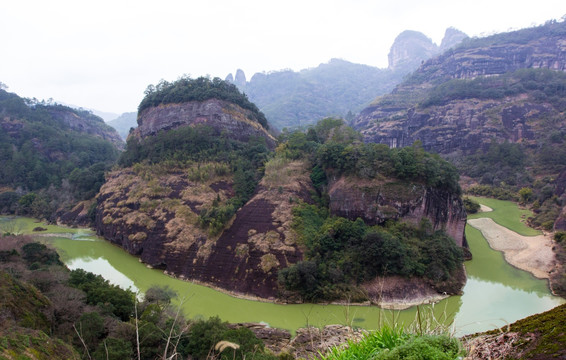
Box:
xmin=1 ymin=198 xmax=563 ymax=335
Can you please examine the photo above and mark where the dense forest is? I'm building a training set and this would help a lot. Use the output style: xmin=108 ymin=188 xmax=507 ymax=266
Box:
xmin=0 ymin=235 xmax=285 ymax=359
xmin=0 ymin=89 xmax=121 ymax=220
xmin=235 ymin=59 xmax=405 ymax=130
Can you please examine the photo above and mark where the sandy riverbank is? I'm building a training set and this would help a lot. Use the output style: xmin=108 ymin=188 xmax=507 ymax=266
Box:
xmin=467 ymin=218 xmax=555 ymax=279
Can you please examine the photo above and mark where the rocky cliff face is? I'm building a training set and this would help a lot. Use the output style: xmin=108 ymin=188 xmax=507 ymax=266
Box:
xmin=328 ymin=176 xmax=467 ymax=247
xmin=134 ymin=98 xmax=277 ymax=148
xmin=387 ymin=28 xmax=468 ymax=73
xmin=358 ymin=96 xmax=555 ymax=154
xmin=388 ymin=30 xmax=439 ymax=72
xmin=46 ymin=107 xmax=124 ymax=149
xmin=95 ymin=160 xmax=313 ymax=299
xmin=354 ymin=21 xmax=566 ymax=154
xmin=439 ymin=27 xmax=468 ymax=52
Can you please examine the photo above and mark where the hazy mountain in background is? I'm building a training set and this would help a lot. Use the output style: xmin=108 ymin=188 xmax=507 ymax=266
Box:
xmin=107 ymin=112 xmax=137 ymax=140
xmin=227 ymin=28 xmax=467 ymax=130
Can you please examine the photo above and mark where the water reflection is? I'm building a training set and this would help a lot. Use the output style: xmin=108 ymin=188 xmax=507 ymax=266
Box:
xmin=67 ymin=256 xmax=139 ymax=293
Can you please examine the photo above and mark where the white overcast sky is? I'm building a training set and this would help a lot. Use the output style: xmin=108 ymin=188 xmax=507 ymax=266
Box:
xmin=1 ymin=0 xmax=565 ymax=115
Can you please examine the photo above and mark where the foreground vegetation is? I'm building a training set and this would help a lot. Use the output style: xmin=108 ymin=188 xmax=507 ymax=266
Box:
xmin=0 ymin=235 xmax=285 ymax=359
xmin=318 ymin=326 xmax=464 ymax=360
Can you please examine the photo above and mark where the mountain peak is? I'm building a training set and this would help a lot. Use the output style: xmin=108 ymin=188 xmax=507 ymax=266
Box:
xmin=387 ymin=30 xmax=437 ymax=72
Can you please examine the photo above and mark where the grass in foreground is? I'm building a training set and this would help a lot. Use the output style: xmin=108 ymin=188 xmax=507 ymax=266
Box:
xmin=466 ymin=196 xmax=540 ymax=236
xmin=317 ymin=324 xmax=465 ymax=360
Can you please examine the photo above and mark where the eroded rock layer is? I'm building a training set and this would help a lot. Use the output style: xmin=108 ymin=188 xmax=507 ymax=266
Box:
xmin=328 ymin=176 xmax=467 ymax=247
xmin=95 ymin=161 xmax=313 ymax=299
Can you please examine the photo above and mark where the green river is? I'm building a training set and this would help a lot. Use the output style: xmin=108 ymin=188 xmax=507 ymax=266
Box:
xmin=1 ymin=197 xmax=563 ymax=336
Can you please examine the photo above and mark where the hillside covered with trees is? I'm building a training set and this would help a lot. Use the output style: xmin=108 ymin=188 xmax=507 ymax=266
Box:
xmin=0 ymin=89 xmax=123 ymax=221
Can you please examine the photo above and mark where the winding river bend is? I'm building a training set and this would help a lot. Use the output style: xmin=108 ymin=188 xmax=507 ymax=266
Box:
xmin=1 ymin=197 xmax=563 ymax=335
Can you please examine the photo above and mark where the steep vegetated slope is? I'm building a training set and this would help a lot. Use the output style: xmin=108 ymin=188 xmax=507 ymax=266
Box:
xmin=0 ymin=89 xmax=123 ymax=222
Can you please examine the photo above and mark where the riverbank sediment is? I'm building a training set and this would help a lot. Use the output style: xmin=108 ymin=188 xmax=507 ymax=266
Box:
xmin=467 ymin=218 xmax=555 ymax=279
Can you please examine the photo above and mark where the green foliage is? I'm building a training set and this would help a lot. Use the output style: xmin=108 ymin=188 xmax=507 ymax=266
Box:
xmin=144 ymin=285 xmax=177 ymax=305
xmin=75 ymin=312 xmax=105 ymax=354
xmin=0 ymin=92 xmax=119 ymax=192
xmin=281 ymin=204 xmax=464 ymax=302
xmin=372 ymin=335 xmax=464 ymax=360
xmin=139 ymin=76 xmax=269 ymax=129
xmin=466 ymin=185 xmax=518 ymax=201
xmin=463 ymin=197 xmax=480 ymax=214
xmin=68 ymin=269 xmax=134 ymax=321
xmin=458 ymin=141 xmax=529 ymax=188
xmin=93 ymin=337 xmax=133 ymax=360
xmin=182 ymin=316 xmax=276 ymax=360
xmin=529 ymin=197 xmax=561 ymax=230
xmin=316 ymin=141 xmax=460 ymax=194
xmin=318 ymin=325 xmax=464 ymax=360
xmin=120 ymin=124 xmax=270 ymax=234
xmin=555 ymin=231 xmax=566 ymax=243
xmin=518 ymin=187 xmax=534 ymax=203
xmin=21 ymin=242 xmax=63 ymax=268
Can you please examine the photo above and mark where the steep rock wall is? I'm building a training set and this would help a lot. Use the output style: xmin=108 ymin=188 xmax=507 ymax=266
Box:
xmin=95 ymin=161 xmax=313 ymax=299
xmin=354 ymin=21 xmax=566 ymax=154
xmin=358 ymin=97 xmax=551 ymax=154
xmin=327 ymin=176 xmax=467 ymax=247
xmin=134 ymin=99 xmax=277 ymax=148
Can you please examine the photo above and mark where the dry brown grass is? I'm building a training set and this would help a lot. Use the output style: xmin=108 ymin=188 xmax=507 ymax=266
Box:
xmin=260 ymin=253 xmax=280 ymax=273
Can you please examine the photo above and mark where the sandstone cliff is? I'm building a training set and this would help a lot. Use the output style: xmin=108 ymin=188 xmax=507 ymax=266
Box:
xmin=354 ymin=21 xmax=566 ymax=154
xmin=328 ymin=176 xmax=467 ymax=247
xmin=95 ymin=160 xmax=313 ymax=299
xmin=387 ymin=28 xmax=468 ymax=73
xmin=387 ymin=30 xmax=439 ymax=72
xmin=133 ymin=98 xmax=277 ymax=148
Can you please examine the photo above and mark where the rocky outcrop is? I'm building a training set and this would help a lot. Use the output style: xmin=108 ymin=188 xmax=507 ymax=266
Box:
xmin=95 ymin=160 xmax=314 ymax=299
xmin=134 ymin=98 xmax=277 ymax=148
xmin=46 ymin=107 xmax=124 ymax=149
xmin=231 ymin=323 xmax=365 ymax=359
xmin=56 ymin=200 xmax=94 ymax=227
xmin=439 ymin=27 xmax=468 ymax=52
xmin=388 ymin=30 xmax=439 ymax=72
xmin=354 ymin=21 xmax=566 ymax=155
xmin=327 ymin=176 xmax=467 ymax=247
xmin=387 ymin=28 xmax=468 ymax=73
xmin=234 ymin=69 xmax=247 ymax=90
xmin=358 ymin=97 xmax=552 ymax=154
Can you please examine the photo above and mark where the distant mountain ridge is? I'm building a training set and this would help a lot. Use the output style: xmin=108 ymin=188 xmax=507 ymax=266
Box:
xmin=226 ymin=28 xmax=467 ymax=130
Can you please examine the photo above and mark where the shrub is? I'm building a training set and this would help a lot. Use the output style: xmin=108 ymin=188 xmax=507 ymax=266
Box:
xmin=463 ymin=197 xmax=481 ymax=214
